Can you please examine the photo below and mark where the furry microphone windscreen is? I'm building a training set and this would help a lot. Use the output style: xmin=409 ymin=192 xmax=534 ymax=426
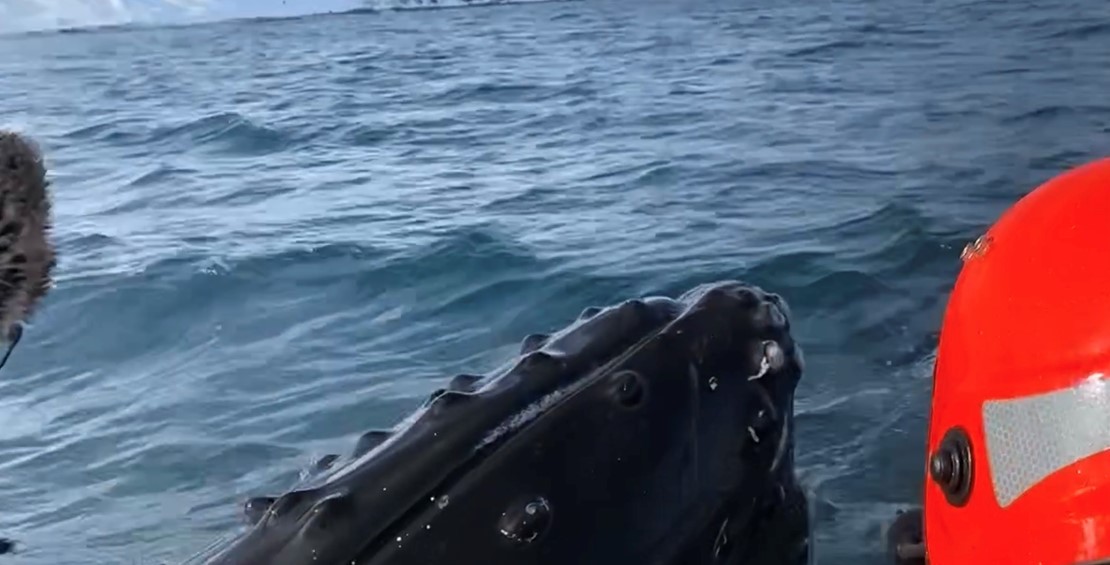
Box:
xmin=0 ymin=130 xmax=57 ymax=354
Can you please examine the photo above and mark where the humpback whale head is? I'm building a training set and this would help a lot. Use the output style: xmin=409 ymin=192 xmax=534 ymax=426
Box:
xmin=197 ymin=281 xmax=809 ymax=565
xmin=0 ymin=130 xmax=56 ymax=370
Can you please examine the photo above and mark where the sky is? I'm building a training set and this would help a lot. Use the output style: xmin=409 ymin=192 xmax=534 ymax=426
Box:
xmin=0 ymin=0 xmax=364 ymax=34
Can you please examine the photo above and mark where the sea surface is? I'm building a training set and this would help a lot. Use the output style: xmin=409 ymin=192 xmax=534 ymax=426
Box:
xmin=1 ymin=0 xmax=1109 ymax=563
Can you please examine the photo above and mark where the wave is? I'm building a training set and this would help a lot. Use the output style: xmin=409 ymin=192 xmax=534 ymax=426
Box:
xmin=57 ymin=112 xmax=292 ymax=158
xmin=147 ymin=112 xmax=290 ymax=156
xmin=16 ymin=227 xmax=552 ymax=370
xmin=356 ymin=0 xmax=576 ymax=12
xmin=2 ymin=0 xmax=578 ymax=40
xmin=1001 ymin=104 xmax=1110 ymax=126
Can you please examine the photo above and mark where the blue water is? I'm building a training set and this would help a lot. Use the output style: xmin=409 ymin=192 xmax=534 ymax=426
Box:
xmin=1 ymin=0 xmax=1109 ymax=563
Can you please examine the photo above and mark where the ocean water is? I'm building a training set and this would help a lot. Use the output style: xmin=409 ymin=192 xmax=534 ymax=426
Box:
xmin=1 ymin=0 xmax=1109 ymax=563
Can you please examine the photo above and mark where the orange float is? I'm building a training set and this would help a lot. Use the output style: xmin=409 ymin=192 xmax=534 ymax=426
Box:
xmin=924 ymin=157 xmax=1110 ymax=564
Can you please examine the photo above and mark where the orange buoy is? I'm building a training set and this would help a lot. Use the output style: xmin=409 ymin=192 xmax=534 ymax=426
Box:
xmin=925 ymin=157 xmax=1110 ymax=564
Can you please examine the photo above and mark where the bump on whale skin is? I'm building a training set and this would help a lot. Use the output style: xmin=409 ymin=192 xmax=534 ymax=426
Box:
xmin=197 ymin=281 xmax=810 ymax=565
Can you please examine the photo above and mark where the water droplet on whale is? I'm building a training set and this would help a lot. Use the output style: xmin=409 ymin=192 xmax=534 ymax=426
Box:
xmin=498 ymin=496 xmax=552 ymax=545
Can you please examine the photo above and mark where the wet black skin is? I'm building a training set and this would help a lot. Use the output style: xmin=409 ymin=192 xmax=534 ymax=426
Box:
xmin=196 ymin=280 xmax=810 ymax=565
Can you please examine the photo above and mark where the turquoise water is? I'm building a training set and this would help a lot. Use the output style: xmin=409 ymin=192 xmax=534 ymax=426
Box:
xmin=1 ymin=0 xmax=1109 ymax=563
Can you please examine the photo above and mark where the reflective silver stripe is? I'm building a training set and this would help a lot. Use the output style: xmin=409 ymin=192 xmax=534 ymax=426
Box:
xmin=982 ymin=373 xmax=1110 ymax=507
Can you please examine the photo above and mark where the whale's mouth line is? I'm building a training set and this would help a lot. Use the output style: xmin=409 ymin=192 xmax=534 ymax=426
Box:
xmin=771 ymin=398 xmax=791 ymax=473
xmin=476 ymin=378 xmax=575 ymax=451
xmin=748 ymin=379 xmax=791 ymax=473
xmin=759 ymin=302 xmax=794 ymax=475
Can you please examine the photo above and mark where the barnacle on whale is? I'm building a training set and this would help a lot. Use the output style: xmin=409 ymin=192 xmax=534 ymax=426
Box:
xmin=199 ymin=280 xmax=810 ymax=565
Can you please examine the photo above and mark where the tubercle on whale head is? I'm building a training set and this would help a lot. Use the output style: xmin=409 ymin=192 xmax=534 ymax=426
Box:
xmin=198 ymin=280 xmax=808 ymax=565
